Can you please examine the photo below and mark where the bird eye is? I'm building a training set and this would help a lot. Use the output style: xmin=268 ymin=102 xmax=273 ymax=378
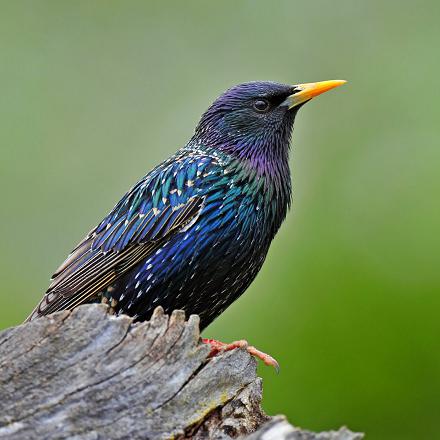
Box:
xmin=253 ymin=99 xmax=270 ymax=113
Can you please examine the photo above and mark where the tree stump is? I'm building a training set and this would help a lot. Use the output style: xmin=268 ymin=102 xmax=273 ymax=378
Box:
xmin=0 ymin=304 xmax=363 ymax=439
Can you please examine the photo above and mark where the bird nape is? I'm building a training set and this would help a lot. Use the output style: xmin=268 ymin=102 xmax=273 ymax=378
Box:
xmin=26 ymin=79 xmax=346 ymax=369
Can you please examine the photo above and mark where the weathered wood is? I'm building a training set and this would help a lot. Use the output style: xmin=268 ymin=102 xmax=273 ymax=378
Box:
xmin=0 ymin=304 xmax=363 ymax=439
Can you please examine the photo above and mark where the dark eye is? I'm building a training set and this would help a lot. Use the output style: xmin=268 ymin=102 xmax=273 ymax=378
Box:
xmin=253 ymin=99 xmax=270 ymax=113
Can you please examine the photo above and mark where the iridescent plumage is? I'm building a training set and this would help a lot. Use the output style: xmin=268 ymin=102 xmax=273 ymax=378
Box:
xmin=27 ymin=80 xmax=344 ymax=329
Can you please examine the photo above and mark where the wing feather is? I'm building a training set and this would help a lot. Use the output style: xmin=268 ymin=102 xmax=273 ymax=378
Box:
xmin=25 ymin=154 xmax=212 ymax=322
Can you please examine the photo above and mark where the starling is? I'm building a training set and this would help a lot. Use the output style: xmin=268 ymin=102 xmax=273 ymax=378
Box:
xmin=26 ymin=79 xmax=346 ymax=368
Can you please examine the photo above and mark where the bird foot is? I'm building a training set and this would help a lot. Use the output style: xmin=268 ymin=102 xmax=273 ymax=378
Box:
xmin=202 ymin=338 xmax=279 ymax=372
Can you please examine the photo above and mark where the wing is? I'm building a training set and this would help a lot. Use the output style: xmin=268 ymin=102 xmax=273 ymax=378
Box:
xmin=26 ymin=152 xmax=218 ymax=322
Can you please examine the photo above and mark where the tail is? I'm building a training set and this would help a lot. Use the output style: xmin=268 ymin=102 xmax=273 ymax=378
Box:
xmin=24 ymin=304 xmax=39 ymax=323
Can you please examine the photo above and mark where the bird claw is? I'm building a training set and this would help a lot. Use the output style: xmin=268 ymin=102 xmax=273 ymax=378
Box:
xmin=202 ymin=338 xmax=279 ymax=373
xmin=246 ymin=345 xmax=280 ymax=373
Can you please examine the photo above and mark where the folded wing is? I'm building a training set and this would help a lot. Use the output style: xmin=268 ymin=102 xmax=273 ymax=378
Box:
xmin=25 ymin=154 xmax=214 ymax=321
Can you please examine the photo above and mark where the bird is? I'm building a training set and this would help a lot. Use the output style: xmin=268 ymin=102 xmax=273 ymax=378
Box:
xmin=26 ymin=79 xmax=346 ymax=369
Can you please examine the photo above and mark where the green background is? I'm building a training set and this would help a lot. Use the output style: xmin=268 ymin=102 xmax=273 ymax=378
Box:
xmin=1 ymin=2 xmax=439 ymax=439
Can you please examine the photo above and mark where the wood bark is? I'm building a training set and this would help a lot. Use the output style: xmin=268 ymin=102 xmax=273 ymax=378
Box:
xmin=0 ymin=304 xmax=363 ymax=440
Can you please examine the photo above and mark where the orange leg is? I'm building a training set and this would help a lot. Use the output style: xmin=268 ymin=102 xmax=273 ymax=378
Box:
xmin=202 ymin=338 xmax=279 ymax=372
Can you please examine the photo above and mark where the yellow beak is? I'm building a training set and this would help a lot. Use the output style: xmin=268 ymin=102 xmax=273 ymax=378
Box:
xmin=286 ymin=79 xmax=347 ymax=109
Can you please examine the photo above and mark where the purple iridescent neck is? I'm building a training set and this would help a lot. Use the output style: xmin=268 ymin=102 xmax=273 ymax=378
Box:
xmin=192 ymin=100 xmax=296 ymax=180
xmin=190 ymin=81 xmax=299 ymax=223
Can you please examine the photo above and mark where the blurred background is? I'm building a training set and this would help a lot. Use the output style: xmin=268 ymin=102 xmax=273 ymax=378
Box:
xmin=1 ymin=1 xmax=439 ymax=439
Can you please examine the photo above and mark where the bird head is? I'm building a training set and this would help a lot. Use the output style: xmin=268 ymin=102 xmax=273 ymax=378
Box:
xmin=194 ymin=80 xmax=346 ymax=162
